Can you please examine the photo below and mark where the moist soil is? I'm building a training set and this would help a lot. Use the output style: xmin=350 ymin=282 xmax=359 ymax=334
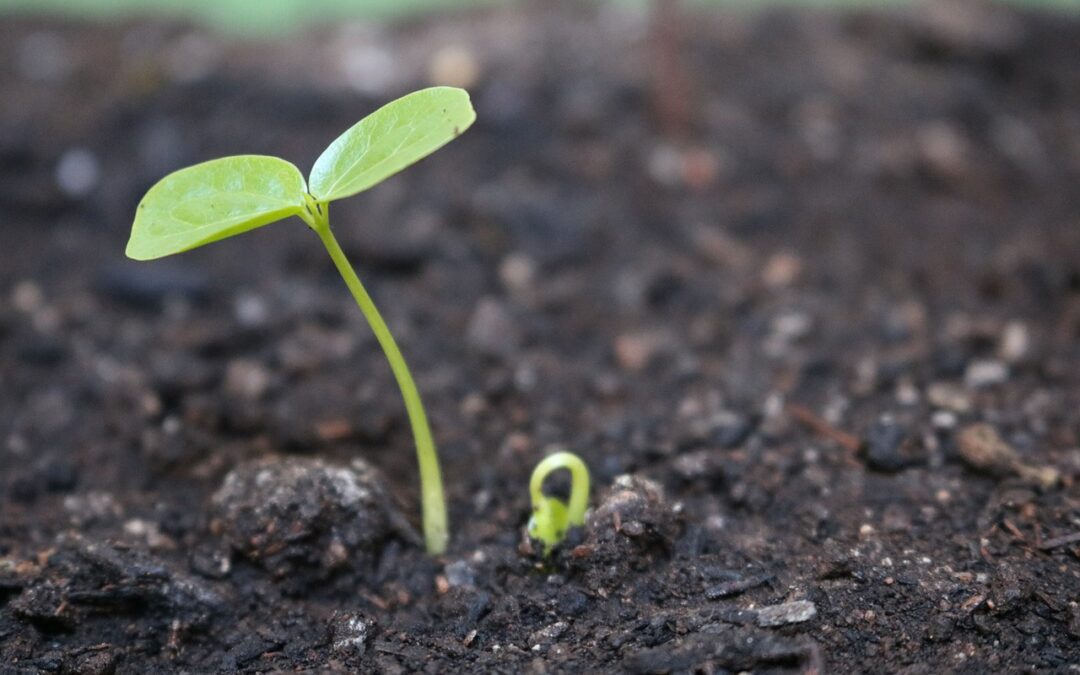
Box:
xmin=3 ymin=2 xmax=1080 ymax=672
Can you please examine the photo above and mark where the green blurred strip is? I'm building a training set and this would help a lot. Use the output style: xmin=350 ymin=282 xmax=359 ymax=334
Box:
xmin=0 ymin=0 xmax=508 ymax=33
xmin=0 ymin=0 xmax=1075 ymax=34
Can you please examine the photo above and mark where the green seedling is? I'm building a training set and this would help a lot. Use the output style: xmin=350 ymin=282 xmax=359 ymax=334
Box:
xmin=126 ymin=87 xmax=477 ymax=555
xmin=527 ymin=451 xmax=591 ymax=555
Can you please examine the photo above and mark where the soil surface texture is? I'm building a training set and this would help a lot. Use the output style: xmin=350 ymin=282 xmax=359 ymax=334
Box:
xmin=3 ymin=2 xmax=1080 ymax=672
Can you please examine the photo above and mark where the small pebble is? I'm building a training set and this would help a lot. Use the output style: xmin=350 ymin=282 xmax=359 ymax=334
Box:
xmin=772 ymin=311 xmax=812 ymax=343
xmin=932 ymin=411 xmax=957 ymax=430
xmin=647 ymin=143 xmax=684 ymax=187
xmin=756 ymin=600 xmax=817 ymax=627
xmin=680 ymin=147 xmax=721 ymax=190
xmin=190 ymin=546 xmax=232 ymax=580
xmin=428 ymin=44 xmax=481 ymax=88
xmin=445 ymin=560 xmax=477 ymax=589
xmin=556 ymin=587 xmax=589 ymax=616
xmin=466 ymin=297 xmax=519 ymax=357
xmin=123 ymin=518 xmax=175 ymax=550
xmin=917 ymin=120 xmax=969 ymax=182
xmin=710 ymin=410 xmax=757 ymax=449
xmin=613 ymin=332 xmax=656 ymax=372
xmin=330 ymin=612 xmax=370 ymax=656
xmin=499 ymin=253 xmax=536 ymax=294
xmin=63 ymin=491 xmax=123 ymax=527
xmin=926 ymin=614 xmax=956 ymax=642
xmin=528 ymin=621 xmax=569 ymax=647
xmin=55 ymin=148 xmax=100 ymax=198
xmin=864 ymin=416 xmax=916 ymax=473
xmin=927 ymin=383 xmax=972 ymax=413
xmin=761 ymin=252 xmax=801 ymax=289
xmin=233 ymin=293 xmax=270 ymax=327
xmin=895 ymin=380 xmax=920 ymax=406
xmin=999 ymin=322 xmax=1029 ymax=362
xmin=11 ymin=280 xmax=44 ymax=313
xmin=964 ymin=360 xmax=1009 ymax=388
xmin=223 ymin=359 xmax=272 ymax=401
xmin=71 ymin=648 xmax=116 ymax=675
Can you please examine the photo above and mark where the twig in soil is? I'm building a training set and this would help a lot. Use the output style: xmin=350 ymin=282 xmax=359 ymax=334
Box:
xmin=1035 ymin=589 xmax=1061 ymax=611
xmin=997 ymin=518 xmax=1041 ymax=557
xmin=649 ymin=0 xmax=693 ymax=139
xmin=1002 ymin=519 xmax=1027 ymax=543
xmin=959 ymin=593 xmax=986 ymax=612
xmin=704 ymin=573 xmax=774 ymax=600
xmin=374 ymin=643 xmax=409 ymax=658
xmin=1037 ymin=531 xmax=1080 ymax=550
xmin=786 ymin=404 xmax=862 ymax=453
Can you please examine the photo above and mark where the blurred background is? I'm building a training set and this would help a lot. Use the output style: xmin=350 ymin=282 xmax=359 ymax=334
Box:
xmin=3 ymin=0 xmax=1080 ymax=500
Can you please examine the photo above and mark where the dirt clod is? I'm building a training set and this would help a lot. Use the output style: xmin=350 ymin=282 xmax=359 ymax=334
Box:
xmin=210 ymin=456 xmax=416 ymax=582
xmin=586 ymin=474 xmax=678 ymax=547
xmin=573 ymin=474 xmax=679 ymax=589
xmin=10 ymin=535 xmax=222 ymax=634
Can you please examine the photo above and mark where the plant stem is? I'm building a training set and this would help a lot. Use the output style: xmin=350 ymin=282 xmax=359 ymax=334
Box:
xmin=308 ymin=204 xmax=447 ymax=555
xmin=530 ymin=451 xmax=590 ymax=526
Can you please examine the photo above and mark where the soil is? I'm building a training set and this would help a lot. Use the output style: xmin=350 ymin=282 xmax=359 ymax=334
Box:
xmin=3 ymin=1 xmax=1080 ymax=672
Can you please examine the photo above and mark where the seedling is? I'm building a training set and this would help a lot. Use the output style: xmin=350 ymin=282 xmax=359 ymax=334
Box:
xmin=126 ymin=87 xmax=477 ymax=555
xmin=527 ymin=451 xmax=591 ymax=555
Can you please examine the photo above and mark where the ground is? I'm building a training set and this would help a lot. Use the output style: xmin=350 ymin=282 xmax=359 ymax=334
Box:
xmin=2 ymin=2 xmax=1080 ymax=673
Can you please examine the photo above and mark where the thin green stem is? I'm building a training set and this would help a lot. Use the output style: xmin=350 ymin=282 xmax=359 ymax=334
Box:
xmin=306 ymin=200 xmax=447 ymax=555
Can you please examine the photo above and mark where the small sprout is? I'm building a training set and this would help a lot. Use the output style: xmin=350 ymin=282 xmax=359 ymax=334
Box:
xmin=125 ymin=87 xmax=477 ymax=555
xmin=527 ymin=451 xmax=591 ymax=555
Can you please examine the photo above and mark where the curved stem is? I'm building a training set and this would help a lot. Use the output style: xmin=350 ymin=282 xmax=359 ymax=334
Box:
xmin=530 ymin=451 xmax=590 ymax=526
xmin=309 ymin=205 xmax=447 ymax=555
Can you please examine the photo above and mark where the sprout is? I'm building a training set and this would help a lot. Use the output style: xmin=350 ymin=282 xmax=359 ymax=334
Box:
xmin=125 ymin=87 xmax=477 ymax=555
xmin=528 ymin=451 xmax=591 ymax=555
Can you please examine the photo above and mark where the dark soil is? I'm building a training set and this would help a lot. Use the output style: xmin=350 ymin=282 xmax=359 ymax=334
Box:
xmin=3 ymin=2 xmax=1080 ymax=672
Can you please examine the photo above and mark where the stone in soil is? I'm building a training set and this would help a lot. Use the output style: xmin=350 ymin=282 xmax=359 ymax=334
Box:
xmin=863 ymin=415 xmax=922 ymax=473
xmin=755 ymin=600 xmax=817 ymax=627
xmin=210 ymin=456 xmax=418 ymax=583
xmin=330 ymin=611 xmax=372 ymax=656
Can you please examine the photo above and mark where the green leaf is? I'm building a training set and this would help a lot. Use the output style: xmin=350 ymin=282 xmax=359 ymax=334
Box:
xmin=308 ymin=86 xmax=476 ymax=203
xmin=126 ymin=155 xmax=307 ymax=260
